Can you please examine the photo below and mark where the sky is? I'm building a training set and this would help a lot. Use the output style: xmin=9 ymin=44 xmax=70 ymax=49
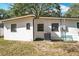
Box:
xmin=0 ymin=3 xmax=10 ymax=10
xmin=60 ymin=3 xmax=71 ymax=15
xmin=0 ymin=3 xmax=71 ymax=15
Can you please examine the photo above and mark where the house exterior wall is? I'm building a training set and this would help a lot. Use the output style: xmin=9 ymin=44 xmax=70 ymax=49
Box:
xmin=62 ymin=20 xmax=79 ymax=41
xmin=4 ymin=17 xmax=33 ymax=41
xmin=34 ymin=18 xmax=79 ymax=41
xmin=34 ymin=18 xmax=61 ymax=40
xmin=4 ymin=16 xmax=79 ymax=41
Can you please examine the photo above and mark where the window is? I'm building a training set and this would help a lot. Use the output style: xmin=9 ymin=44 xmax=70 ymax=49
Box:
xmin=77 ymin=22 xmax=79 ymax=28
xmin=51 ymin=23 xmax=59 ymax=31
xmin=11 ymin=24 xmax=17 ymax=32
xmin=0 ymin=23 xmax=4 ymax=28
xmin=37 ymin=24 xmax=44 ymax=31
xmin=26 ymin=23 xmax=30 ymax=29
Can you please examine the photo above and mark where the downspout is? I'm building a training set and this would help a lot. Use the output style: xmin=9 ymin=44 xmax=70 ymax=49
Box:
xmin=33 ymin=17 xmax=35 ymax=41
xmin=60 ymin=17 xmax=63 ymax=40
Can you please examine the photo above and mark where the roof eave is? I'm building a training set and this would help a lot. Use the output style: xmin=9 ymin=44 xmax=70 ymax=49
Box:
xmin=3 ymin=15 xmax=35 ymax=22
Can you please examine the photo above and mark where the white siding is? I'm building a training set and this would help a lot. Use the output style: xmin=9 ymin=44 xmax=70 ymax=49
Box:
xmin=34 ymin=18 xmax=61 ymax=40
xmin=63 ymin=20 xmax=79 ymax=41
xmin=4 ymin=16 xmax=79 ymax=41
xmin=34 ymin=18 xmax=79 ymax=41
xmin=4 ymin=17 xmax=33 ymax=41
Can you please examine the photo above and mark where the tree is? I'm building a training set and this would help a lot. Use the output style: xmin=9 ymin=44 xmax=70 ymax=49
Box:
xmin=40 ymin=3 xmax=61 ymax=17
xmin=10 ymin=3 xmax=29 ymax=16
xmin=28 ymin=3 xmax=56 ymax=18
xmin=0 ymin=9 xmax=11 ymax=19
xmin=53 ymin=3 xmax=61 ymax=17
xmin=65 ymin=4 xmax=79 ymax=17
xmin=10 ymin=3 xmax=54 ymax=18
xmin=10 ymin=3 xmax=61 ymax=18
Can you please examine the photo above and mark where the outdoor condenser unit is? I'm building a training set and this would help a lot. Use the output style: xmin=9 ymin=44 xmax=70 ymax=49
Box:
xmin=44 ymin=32 xmax=51 ymax=40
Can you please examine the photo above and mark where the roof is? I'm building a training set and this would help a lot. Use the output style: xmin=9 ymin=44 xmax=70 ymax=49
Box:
xmin=39 ymin=17 xmax=79 ymax=21
xmin=2 ymin=15 xmax=79 ymax=22
xmin=3 ymin=15 xmax=35 ymax=22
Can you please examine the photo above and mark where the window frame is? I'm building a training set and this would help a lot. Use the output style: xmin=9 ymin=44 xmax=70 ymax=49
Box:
xmin=11 ymin=24 xmax=17 ymax=32
xmin=77 ymin=22 xmax=79 ymax=29
xmin=26 ymin=23 xmax=30 ymax=30
xmin=51 ymin=23 xmax=59 ymax=31
xmin=37 ymin=24 xmax=44 ymax=31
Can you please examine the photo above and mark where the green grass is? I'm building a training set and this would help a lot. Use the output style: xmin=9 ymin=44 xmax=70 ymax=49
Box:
xmin=0 ymin=38 xmax=79 ymax=56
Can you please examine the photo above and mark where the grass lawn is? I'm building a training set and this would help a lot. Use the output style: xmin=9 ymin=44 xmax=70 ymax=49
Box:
xmin=0 ymin=38 xmax=79 ymax=56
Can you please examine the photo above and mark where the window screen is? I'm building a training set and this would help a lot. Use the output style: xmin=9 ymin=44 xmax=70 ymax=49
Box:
xmin=51 ymin=23 xmax=59 ymax=31
xmin=26 ymin=23 xmax=30 ymax=29
xmin=11 ymin=24 xmax=17 ymax=32
xmin=37 ymin=24 xmax=44 ymax=31
xmin=77 ymin=22 xmax=79 ymax=28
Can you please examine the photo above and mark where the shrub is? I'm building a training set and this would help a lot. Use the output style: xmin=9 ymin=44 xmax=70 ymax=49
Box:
xmin=34 ymin=38 xmax=44 ymax=41
xmin=0 ymin=36 xmax=4 ymax=38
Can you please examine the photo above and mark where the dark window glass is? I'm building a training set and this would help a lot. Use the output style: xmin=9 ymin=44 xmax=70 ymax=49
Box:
xmin=52 ymin=23 xmax=59 ymax=31
xmin=11 ymin=24 xmax=17 ymax=32
xmin=26 ymin=23 xmax=30 ymax=29
xmin=37 ymin=24 xmax=44 ymax=31
xmin=77 ymin=22 xmax=79 ymax=28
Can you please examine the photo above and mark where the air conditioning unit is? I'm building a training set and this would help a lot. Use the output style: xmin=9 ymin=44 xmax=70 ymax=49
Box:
xmin=44 ymin=32 xmax=51 ymax=40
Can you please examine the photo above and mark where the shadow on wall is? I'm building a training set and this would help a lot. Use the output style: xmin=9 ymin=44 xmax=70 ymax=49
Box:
xmin=51 ymin=32 xmax=62 ymax=41
xmin=51 ymin=32 xmax=73 ymax=41
xmin=61 ymin=32 xmax=73 ymax=41
xmin=50 ymin=28 xmax=74 ymax=41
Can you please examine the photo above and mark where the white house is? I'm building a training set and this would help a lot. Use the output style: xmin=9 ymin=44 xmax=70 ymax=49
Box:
xmin=3 ymin=15 xmax=79 ymax=41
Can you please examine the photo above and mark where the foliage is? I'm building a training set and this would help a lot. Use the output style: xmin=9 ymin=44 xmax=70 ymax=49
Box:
xmin=10 ymin=4 xmax=30 ymax=16
xmin=34 ymin=38 xmax=44 ymax=41
xmin=0 ymin=9 xmax=11 ymax=19
xmin=0 ymin=3 xmax=61 ymax=19
xmin=0 ymin=8 xmax=14 ymax=20
xmin=10 ymin=3 xmax=61 ymax=18
xmin=53 ymin=3 xmax=61 ymax=17
xmin=65 ymin=4 xmax=79 ymax=17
